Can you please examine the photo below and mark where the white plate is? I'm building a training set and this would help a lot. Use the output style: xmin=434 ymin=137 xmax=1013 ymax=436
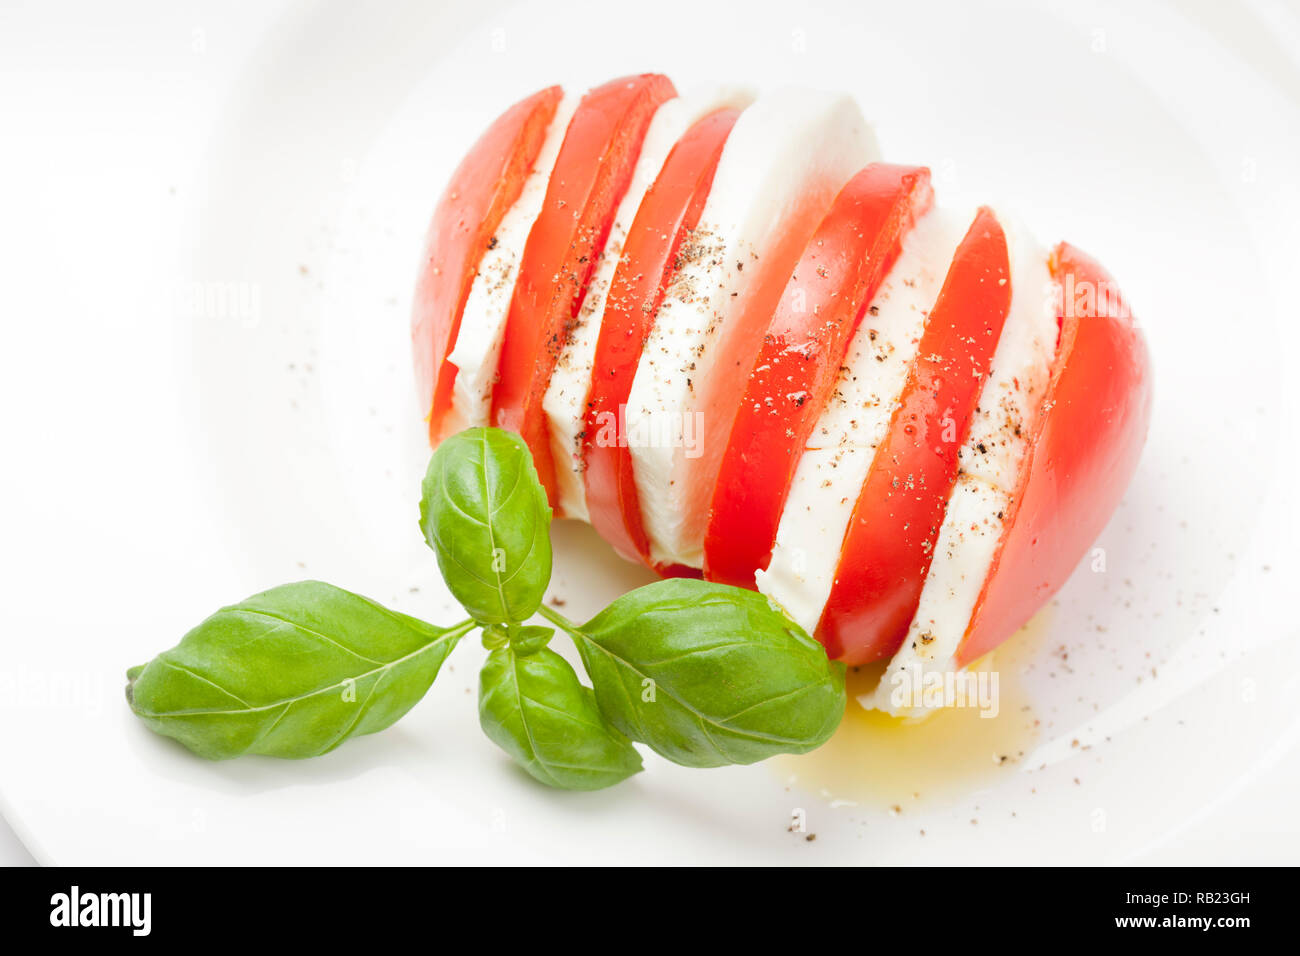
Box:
xmin=2 ymin=0 xmax=1299 ymax=865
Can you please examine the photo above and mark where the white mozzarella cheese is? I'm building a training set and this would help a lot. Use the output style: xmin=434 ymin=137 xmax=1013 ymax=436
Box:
xmin=871 ymin=477 xmax=1011 ymax=712
xmin=445 ymin=93 xmax=579 ymax=429
xmin=543 ymin=87 xmax=756 ymax=521
xmin=957 ymin=217 xmax=1060 ymax=492
xmin=755 ymin=208 xmax=968 ymax=633
xmin=626 ymin=89 xmax=879 ymax=568
xmin=870 ymin=213 xmax=1058 ymax=715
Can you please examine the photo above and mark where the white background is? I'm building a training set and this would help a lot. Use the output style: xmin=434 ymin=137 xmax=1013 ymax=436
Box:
xmin=2 ymin=0 xmax=1298 ymax=864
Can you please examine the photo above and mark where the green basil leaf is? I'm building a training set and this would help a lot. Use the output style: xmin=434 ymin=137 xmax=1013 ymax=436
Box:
xmin=563 ymin=579 xmax=846 ymax=768
xmin=419 ymin=427 xmax=552 ymax=626
xmin=507 ymin=624 xmax=554 ymax=656
xmin=479 ymin=646 xmax=642 ymax=790
xmin=126 ymin=581 xmax=469 ymax=760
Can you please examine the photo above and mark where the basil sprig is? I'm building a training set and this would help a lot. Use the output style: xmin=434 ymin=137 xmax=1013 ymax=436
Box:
xmin=125 ymin=426 xmax=845 ymax=790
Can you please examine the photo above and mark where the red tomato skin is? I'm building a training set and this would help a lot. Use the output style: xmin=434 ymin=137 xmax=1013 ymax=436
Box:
xmin=702 ymin=164 xmax=934 ymax=588
xmin=492 ymin=74 xmax=677 ymax=506
xmin=411 ymin=85 xmax=563 ymax=445
xmin=817 ymin=207 xmax=1012 ymax=665
xmin=955 ymin=243 xmax=1152 ymax=665
xmin=583 ymin=108 xmax=742 ymax=566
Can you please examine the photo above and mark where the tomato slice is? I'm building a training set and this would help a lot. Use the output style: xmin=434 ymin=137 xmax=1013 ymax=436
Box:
xmin=491 ymin=73 xmax=677 ymax=504
xmin=582 ymin=107 xmax=742 ymax=567
xmin=702 ymin=164 xmax=934 ymax=588
xmin=411 ymin=85 xmax=563 ymax=444
xmin=955 ymin=242 xmax=1152 ymax=665
xmin=817 ymin=207 xmax=1012 ymax=665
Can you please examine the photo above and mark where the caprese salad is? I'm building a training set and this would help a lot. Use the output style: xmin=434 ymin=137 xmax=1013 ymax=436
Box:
xmin=411 ymin=73 xmax=1153 ymax=712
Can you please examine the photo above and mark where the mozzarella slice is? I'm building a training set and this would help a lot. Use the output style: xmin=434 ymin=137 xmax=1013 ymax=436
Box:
xmin=870 ymin=213 xmax=1058 ymax=715
xmin=756 ymin=208 xmax=968 ymax=633
xmin=627 ymin=89 xmax=879 ymax=568
xmin=543 ymin=87 xmax=756 ymax=521
xmin=445 ymin=93 xmax=579 ymax=429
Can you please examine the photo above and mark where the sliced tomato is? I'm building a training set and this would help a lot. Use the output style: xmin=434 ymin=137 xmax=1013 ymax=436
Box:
xmin=582 ymin=107 xmax=742 ymax=567
xmin=702 ymin=164 xmax=934 ymax=588
xmin=817 ymin=207 xmax=1012 ymax=665
xmin=672 ymin=147 xmax=872 ymax=568
xmin=955 ymin=243 xmax=1152 ymax=665
xmin=491 ymin=74 xmax=677 ymax=505
xmin=411 ymin=85 xmax=563 ymax=445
